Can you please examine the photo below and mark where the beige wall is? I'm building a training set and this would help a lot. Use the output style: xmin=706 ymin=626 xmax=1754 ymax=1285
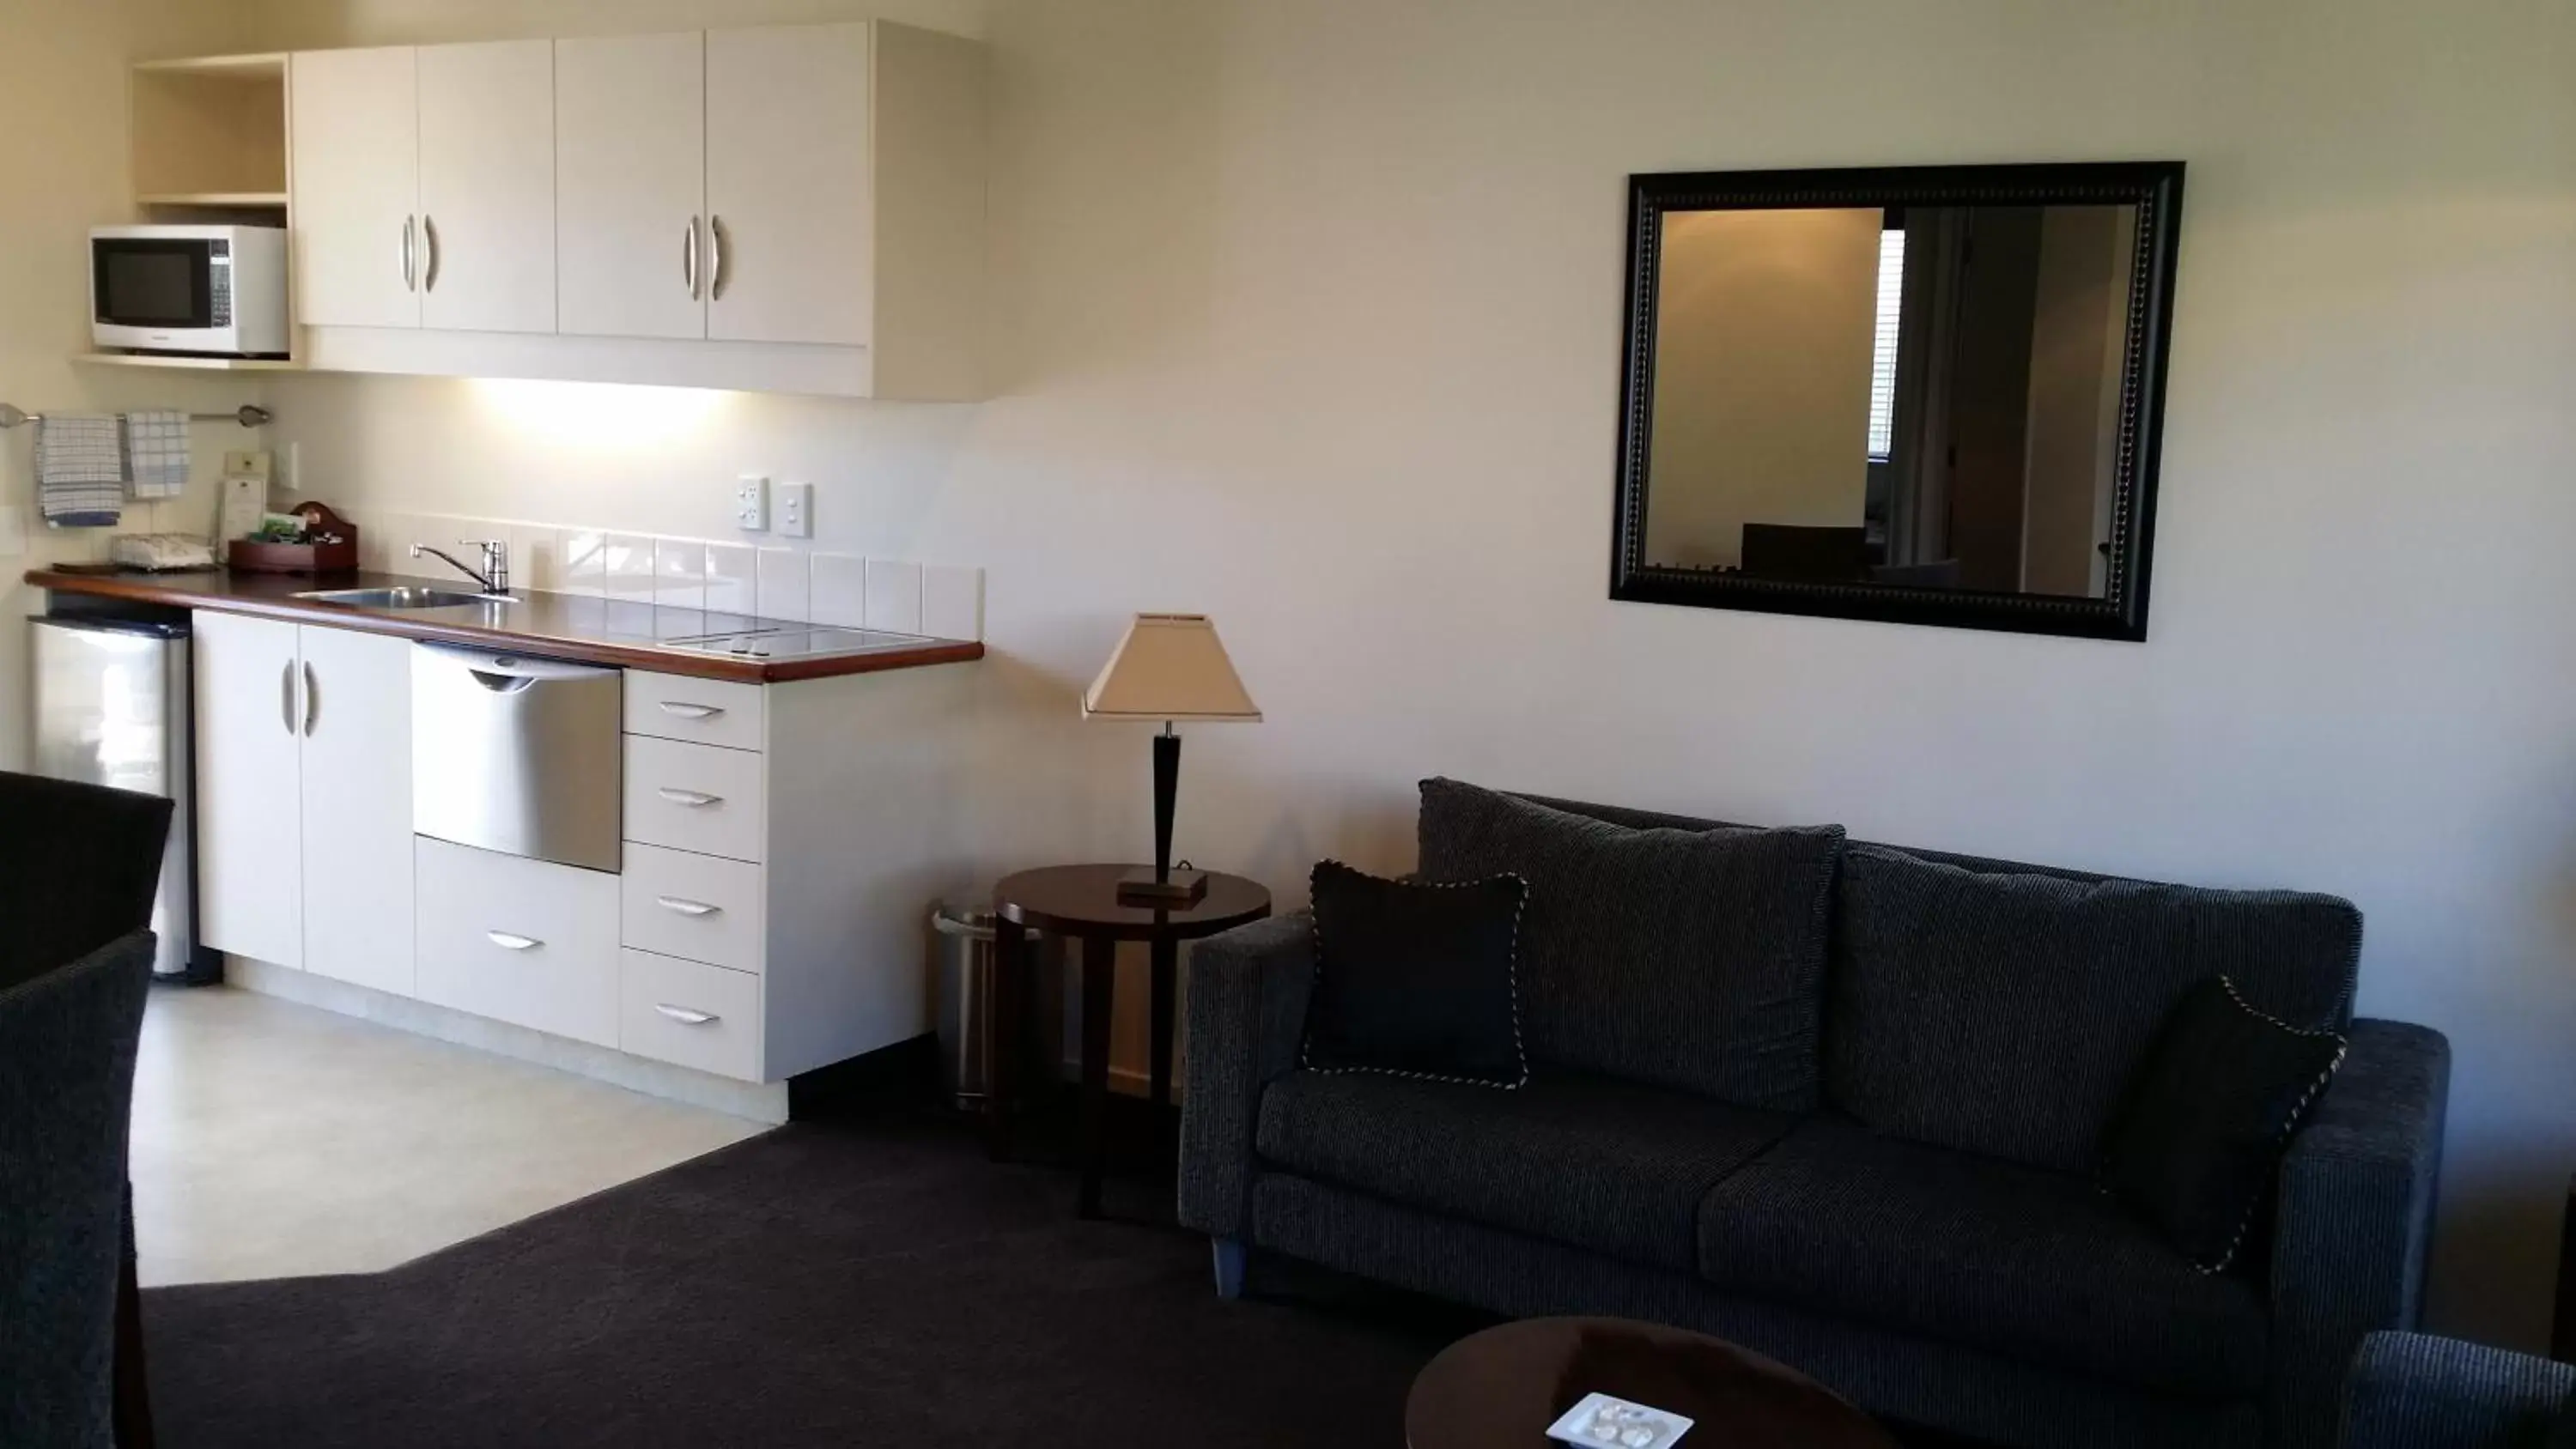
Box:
xmin=45 ymin=0 xmax=2563 ymax=1351
xmin=0 ymin=0 xmax=264 ymax=771
xmin=1643 ymin=208 xmax=1880 ymax=568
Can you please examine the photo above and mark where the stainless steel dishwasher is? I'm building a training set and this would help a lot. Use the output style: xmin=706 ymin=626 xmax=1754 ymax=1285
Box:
xmin=412 ymin=643 xmax=623 ymax=873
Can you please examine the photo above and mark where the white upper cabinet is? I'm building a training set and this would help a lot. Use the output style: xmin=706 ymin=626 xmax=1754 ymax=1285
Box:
xmin=556 ymin=32 xmax=708 ymax=341
xmin=417 ymin=40 xmax=557 ymax=334
xmin=289 ymin=46 xmax=421 ymax=330
xmin=289 ymin=21 xmax=987 ymax=398
xmin=706 ymin=23 xmax=872 ymax=348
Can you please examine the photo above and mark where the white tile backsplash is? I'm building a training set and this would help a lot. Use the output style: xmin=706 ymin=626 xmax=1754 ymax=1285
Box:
xmin=603 ymin=534 xmax=658 ymax=603
xmin=510 ymin=524 xmax=563 ymax=591
xmin=343 ymin=509 xmax=981 ymax=639
xmin=809 ymin=552 xmax=866 ymax=627
xmin=756 ymin=548 xmax=809 ymax=623
xmin=865 ymin=559 xmax=924 ymax=634
xmin=654 ymin=537 xmax=708 ymax=610
xmin=706 ymin=543 xmax=756 ymax=615
xmin=921 ymin=564 xmax=984 ymax=641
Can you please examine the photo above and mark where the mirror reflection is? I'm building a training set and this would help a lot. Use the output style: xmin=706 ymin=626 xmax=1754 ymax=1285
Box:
xmin=1643 ymin=203 xmax=2139 ymax=597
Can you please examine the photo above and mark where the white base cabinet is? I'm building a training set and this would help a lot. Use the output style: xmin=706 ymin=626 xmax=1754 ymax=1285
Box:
xmin=195 ymin=612 xmax=413 ymax=991
xmin=197 ymin=614 xmax=975 ymax=1097
xmin=416 ymin=837 xmax=620 ymax=1048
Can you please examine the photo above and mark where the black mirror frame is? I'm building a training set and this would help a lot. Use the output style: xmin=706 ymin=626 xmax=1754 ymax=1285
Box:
xmin=1608 ymin=161 xmax=2186 ymax=642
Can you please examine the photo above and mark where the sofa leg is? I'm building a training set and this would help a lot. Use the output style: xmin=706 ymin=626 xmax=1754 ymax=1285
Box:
xmin=1212 ymin=1238 xmax=1248 ymax=1300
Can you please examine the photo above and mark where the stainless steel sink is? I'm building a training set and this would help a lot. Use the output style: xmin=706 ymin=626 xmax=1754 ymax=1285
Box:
xmin=295 ymin=586 xmax=509 ymax=610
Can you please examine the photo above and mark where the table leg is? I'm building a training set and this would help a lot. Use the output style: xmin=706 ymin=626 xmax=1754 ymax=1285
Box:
xmin=1149 ymin=932 xmax=1178 ymax=1111
xmin=1078 ymin=933 xmax=1116 ymax=1218
xmin=987 ymin=914 xmax=1028 ymax=1161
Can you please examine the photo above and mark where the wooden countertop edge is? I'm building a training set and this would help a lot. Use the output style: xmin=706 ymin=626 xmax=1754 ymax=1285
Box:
xmin=23 ymin=568 xmax=987 ymax=684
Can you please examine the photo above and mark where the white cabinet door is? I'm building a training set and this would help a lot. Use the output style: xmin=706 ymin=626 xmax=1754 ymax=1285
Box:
xmin=290 ymin=46 xmax=421 ymax=330
xmin=297 ymin=627 xmax=416 ymax=996
xmin=705 ymin=23 xmax=872 ymax=346
xmin=193 ymin=611 xmax=304 ymax=968
xmin=556 ymin=32 xmax=707 ymax=340
xmin=416 ymin=838 xmax=621 ymax=1047
xmin=417 ymin=40 xmax=556 ymax=335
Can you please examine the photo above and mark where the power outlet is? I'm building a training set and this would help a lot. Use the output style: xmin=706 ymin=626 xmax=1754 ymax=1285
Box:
xmin=733 ymin=474 xmax=770 ymax=532
xmin=778 ymin=482 xmax=813 ymax=539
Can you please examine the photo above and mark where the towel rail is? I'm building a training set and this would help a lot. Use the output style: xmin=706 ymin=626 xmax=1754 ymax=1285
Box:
xmin=0 ymin=403 xmax=270 ymax=429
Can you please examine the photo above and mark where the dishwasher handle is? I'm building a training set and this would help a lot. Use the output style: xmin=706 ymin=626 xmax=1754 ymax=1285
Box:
xmin=418 ymin=643 xmax=620 ymax=694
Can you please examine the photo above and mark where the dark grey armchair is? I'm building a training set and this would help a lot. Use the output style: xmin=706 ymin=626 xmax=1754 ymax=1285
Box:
xmin=2341 ymin=1331 xmax=2573 ymax=1448
xmin=0 ymin=772 xmax=175 ymax=1449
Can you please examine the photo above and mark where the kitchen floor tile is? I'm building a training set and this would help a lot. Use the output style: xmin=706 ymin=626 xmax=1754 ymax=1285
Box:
xmin=128 ymin=988 xmax=764 ymax=1288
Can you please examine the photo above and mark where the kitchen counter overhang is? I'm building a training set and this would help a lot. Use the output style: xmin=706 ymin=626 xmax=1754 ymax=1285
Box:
xmin=24 ymin=567 xmax=985 ymax=683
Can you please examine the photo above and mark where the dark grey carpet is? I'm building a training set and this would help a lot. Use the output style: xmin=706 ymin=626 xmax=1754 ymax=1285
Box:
xmin=142 ymin=1115 xmax=1490 ymax=1448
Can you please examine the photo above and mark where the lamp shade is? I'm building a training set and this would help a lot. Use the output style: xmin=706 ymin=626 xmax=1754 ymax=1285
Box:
xmin=1082 ymin=614 xmax=1262 ymax=723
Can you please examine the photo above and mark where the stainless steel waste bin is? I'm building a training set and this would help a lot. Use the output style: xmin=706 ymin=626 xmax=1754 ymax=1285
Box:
xmin=932 ymin=902 xmax=998 ymax=1108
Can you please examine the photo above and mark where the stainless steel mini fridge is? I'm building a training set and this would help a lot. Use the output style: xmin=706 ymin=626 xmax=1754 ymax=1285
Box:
xmin=32 ymin=613 xmax=213 ymax=982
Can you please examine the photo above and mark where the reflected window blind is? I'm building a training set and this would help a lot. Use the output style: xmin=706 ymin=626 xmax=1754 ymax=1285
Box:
xmin=1867 ymin=228 xmax=1905 ymax=460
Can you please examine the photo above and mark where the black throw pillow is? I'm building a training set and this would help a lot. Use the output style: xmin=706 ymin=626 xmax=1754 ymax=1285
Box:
xmin=2101 ymin=974 xmax=2349 ymax=1272
xmin=1300 ymin=860 xmax=1528 ymax=1088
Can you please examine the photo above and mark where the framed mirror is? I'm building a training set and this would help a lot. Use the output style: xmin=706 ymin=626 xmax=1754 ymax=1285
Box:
xmin=1609 ymin=161 xmax=2185 ymax=640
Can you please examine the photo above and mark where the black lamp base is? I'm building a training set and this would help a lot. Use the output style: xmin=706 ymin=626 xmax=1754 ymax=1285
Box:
xmin=1117 ymin=868 xmax=1208 ymax=906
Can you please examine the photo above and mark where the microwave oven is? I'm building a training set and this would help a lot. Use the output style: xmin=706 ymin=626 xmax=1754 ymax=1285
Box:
xmin=90 ymin=225 xmax=290 ymax=358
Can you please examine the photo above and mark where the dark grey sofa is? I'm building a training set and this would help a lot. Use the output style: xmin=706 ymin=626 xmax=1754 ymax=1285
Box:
xmin=1178 ymin=790 xmax=2452 ymax=1449
xmin=2339 ymin=1331 xmax=2574 ymax=1449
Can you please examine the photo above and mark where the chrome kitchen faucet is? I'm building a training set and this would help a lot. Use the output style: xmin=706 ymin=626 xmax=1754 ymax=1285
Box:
xmin=410 ymin=539 xmax=511 ymax=597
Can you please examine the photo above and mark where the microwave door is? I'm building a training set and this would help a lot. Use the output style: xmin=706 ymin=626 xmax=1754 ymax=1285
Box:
xmin=95 ymin=239 xmax=211 ymax=328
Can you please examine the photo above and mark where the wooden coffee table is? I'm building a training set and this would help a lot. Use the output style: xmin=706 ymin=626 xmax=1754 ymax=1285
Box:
xmin=1406 ymin=1317 xmax=1896 ymax=1449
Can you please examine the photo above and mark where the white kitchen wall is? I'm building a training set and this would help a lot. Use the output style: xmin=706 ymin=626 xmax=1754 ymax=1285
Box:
xmin=237 ymin=0 xmax=2576 ymax=1350
xmin=0 ymin=0 xmax=265 ymax=771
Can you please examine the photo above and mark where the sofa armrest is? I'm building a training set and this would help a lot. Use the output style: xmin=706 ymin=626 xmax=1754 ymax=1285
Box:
xmin=1177 ymin=912 xmax=1315 ymax=1239
xmin=2339 ymin=1331 xmax=2573 ymax=1449
xmin=2272 ymin=1019 xmax=2454 ymax=1449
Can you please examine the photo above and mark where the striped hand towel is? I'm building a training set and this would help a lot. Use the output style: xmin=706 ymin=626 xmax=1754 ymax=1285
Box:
xmin=123 ymin=409 xmax=191 ymax=499
xmin=34 ymin=414 xmax=125 ymax=528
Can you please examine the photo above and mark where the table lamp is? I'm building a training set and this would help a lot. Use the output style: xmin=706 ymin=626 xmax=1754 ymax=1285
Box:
xmin=1082 ymin=613 xmax=1261 ymax=906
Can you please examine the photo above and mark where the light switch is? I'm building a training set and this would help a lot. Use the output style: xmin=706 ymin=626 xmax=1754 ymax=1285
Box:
xmin=733 ymin=474 xmax=770 ymax=532
xmin=778 ymin=482 xmax=813 ymax=539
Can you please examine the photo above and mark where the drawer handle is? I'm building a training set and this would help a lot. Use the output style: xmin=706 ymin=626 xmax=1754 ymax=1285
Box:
xmin=654 ymin=1003 xmax=719 ymax=1027
xmin=655 ymin=895 xmax=720 ymax=918
xmin=486 ymin=931 xmax=542 ymax=951
xmin=657 ymin=701 xmax=723 ymax=719
xmin=656 ymin=787 xmax=721 ymax=808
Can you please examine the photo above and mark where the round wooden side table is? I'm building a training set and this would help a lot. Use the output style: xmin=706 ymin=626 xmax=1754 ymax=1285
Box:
xmin=1406 ymin=1317 xmax=1896 ymax=1449
xmin=989 ymin=864 xmax=1271 ymax=1217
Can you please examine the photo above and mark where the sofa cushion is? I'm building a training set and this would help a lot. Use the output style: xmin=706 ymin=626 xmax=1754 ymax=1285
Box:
xmin=1826 ymin=843 xmax=2361 ymax=1174
xmin=1696 ymin=1115 xmax=2269 ymax=1399
xmin=1302 ymin=860 xmax=1529 ymax=1087
xmin=1415 ymin=779 xmax=1844 ymax=1110
xmin=2102 ymin=975 xmax=2351 ymax=1272
xmin=1256 ymin=1068 xmax=1796 ymax=1271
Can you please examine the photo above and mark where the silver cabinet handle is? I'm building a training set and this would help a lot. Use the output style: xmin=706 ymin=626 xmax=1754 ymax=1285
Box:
xmin=682 ymin=216 xmax=699 ymax=299
xmin=656 ymin=787 xmax=720 ymax=807
xmin=279 ymin=660 xmax=297 ymax=734
xmin=655 ymin=895 xmax=720 ymax=917
xmin=301 ymin=661 xmax=319 ymax=736
xmin=422 ymin=215 xmax=441 ymax=293
xmin=401 ymin=215 xmax=416 ymax=291
xmin=654 ymin=1003 xmax=718 ymax=1026
xmin=708 ymin=215 xmax=728 ymax=300
xmin=657 ymin=701 xmax=721 ymax=719
xmin=486 ymin=931 xmax=540 ymax=951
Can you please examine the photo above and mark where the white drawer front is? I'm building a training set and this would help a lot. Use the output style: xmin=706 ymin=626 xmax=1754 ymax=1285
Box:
xmin=622 ymin=842 xmax=765 ymax=974
xmin=416 ymin=838 xmax=620 ymax=1047
xmin=621 ymin=949 xmax=762 ymax=1082
xmin=623 ymin=671 xmax=766 ymax=752
xmin=624 ymin=735 xmax=767 ymax=863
